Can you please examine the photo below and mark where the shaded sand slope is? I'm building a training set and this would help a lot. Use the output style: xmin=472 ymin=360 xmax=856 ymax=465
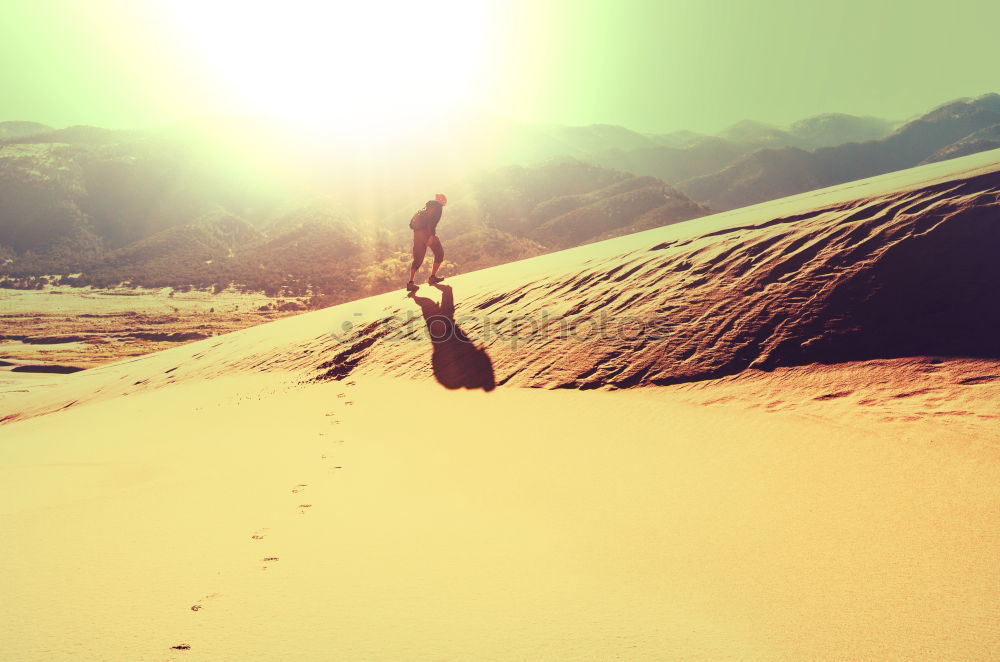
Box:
xmin=326 ymin=156 xmax=1000 ymax=387
xmin=3 ymin=148 xmax=1000 ymax=422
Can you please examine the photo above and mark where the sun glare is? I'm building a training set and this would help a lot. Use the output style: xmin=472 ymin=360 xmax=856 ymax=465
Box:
xmin=157 ymin=0 xmax=499 ymax=143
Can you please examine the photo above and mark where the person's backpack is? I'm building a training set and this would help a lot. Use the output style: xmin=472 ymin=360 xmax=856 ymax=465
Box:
xmin=409 ymin=207 xmax=429 ymax=231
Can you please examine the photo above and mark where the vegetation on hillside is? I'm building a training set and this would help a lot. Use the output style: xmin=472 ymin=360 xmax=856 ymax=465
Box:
xmin=0 ymin=139 xmax=711 ymax=306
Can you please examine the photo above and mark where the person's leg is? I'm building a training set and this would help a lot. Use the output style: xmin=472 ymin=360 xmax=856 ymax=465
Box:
xmin=409 ymin=230 xmax=428 ymax=283
xmin=429 ymin=235 xmax=444 ymax=277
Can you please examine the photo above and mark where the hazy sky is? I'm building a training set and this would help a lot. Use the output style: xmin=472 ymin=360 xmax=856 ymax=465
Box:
xmin=2 ymin=0 xmax=998 ymax=135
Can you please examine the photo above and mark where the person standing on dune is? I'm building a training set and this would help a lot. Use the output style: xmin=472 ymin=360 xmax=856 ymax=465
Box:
xmin=406 ymin=193 xmax=448 ymax=292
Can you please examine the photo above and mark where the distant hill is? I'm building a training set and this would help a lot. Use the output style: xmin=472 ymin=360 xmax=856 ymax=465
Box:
xmin=4 ymin=124 xmax=136 ymax=145
xmin=647 ymin=129 xmax=702 ymax=147
xmin=0 ymin=121 xmax=52 ymax=140
xmin=584 ymin=113 xmax=898 ymax=189
xmin=476 ymin=162 xmax=709 ymax=250
xmin=0 ymin=146 xmax=709 ymax=303
xmin=923 ymin=123 xmax=1000 ymax=163
xmin=715 ymin=114 xmax=895 ymax=149
xmin=3 ymin=92 xmax=999 ymax=298
xmin=0 ymin=135 xmax=288 ymax=257
xmin=79 ymin=213 xmax=264 ymax=287
xmin=787 ymin=113 xmax=896 ymax=149
xmin=716 ymin=119 xmax=793 ymax=145
xmin=594 ymin=136 xmax=756 ymax=187
xmin=677 ymin=94 xmax=1000 ymax=210
xmin=436 ymin=109 xmax=897 ymax=173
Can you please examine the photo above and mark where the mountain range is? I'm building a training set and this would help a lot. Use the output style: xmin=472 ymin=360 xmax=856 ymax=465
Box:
xmin=675 ymin=94 xmax=1000 ymax=209
xmin=1 ymin=93 xmax=998 ymax=301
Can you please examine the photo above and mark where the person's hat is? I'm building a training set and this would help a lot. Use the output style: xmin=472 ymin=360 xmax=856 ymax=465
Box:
xmin=435 ymin=193 xmax=448 ymax=206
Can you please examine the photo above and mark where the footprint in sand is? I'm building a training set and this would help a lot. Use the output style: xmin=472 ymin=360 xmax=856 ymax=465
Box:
xmin=250 ymin=527 xmax=269 ymax=540
xmin=261 ymin=556 xmax=279 ymax=570
xmin=298 ymin=504 xmax=313 ymax=514
xmin=171 ymin=643 xmax=191 ymax=650
xmin=291 ymin=484 xmax=308 ymax=494
xmin=190 ymin=592 xmax=221 ymax=612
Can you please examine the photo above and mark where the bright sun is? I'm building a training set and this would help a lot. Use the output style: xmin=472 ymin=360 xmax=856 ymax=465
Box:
xmin=160 ymin=0 xmax=499 ymax=142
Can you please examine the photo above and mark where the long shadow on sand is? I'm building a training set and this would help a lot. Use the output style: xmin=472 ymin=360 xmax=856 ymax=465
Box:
xmin=409 ymin=284 xmax=495 ymax=392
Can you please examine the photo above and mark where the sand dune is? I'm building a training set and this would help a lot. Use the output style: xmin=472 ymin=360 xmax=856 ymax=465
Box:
xmin=2 ymin=150 xmax=999 ymax=660
xmin=4 ymin=149 xmax=999 ymax=420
